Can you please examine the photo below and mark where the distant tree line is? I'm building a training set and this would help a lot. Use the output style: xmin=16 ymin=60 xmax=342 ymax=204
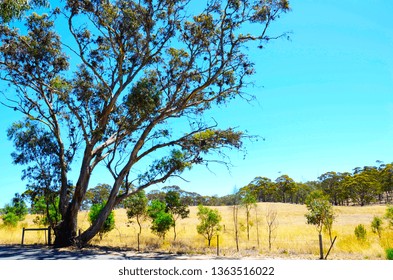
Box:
xmin=246 ymin=162 xmax=393 ymax=206
xmin=146 ymin=162 xmax=392 ymax=207
xmin=139 ymin=162 xmax=393 ymax=207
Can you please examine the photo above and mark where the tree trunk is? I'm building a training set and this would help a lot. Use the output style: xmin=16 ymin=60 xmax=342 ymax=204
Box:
xmin=318 ymin=233 xmax=324 ymax=260
xmin=246 ymin=208 xmax=250 ymax=241
xmin=55 ymin=149 xmax=94 ymax=247
xmin=137 ymin=216 xmax=142 ymax=235
xmin=53 ymin=208 xmax=78 ymax=247
xmin=78 ymin=177 xmax=127 ymax=246
xmin=79 ymin=198 xmax=115 ymax=245
xmin=255 ymin=206 xmax=260 ymax=247
xmin=233 ymin=204 xmax=239 ymax=252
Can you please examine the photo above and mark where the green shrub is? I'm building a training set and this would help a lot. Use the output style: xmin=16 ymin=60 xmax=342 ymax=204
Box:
xmin=147 ymin=200 xmax=174 ymax=239
xmin=386 ymin=248 xmax=393 ymax=260
xmin=2 ymin=212 xmax=19 ymax=227
xmin=88 ymin=202 xmax=115 ymax=240
xmin=385 ymin=205 xmax=393 ymax=229
xmin=31 ymin=196 xmax=61 ymax=226
xmin=150 ymin=211 xmax=174 ymax=239
xmin=196 ymin=204 xmax=222 ymax=247
xmin=371 ymin=216 xmax=383 ymax=238
xmin=354 ymin=224 xmax=367 ymax=241
xmin=1 ymin=193 xmax=28 ymax=227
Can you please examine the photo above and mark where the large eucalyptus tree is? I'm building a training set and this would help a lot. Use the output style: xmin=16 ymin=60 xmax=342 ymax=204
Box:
xmin=0 ymin=0 xmax=289 ymax=247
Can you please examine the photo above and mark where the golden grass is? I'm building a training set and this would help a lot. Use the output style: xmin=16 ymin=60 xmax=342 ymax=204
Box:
xmin=0 ymin=203 xmax=391 ymax=259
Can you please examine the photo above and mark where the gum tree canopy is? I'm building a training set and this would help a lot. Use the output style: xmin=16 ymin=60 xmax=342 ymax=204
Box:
xmin=0 ymin=0 xmax=289 ymax=247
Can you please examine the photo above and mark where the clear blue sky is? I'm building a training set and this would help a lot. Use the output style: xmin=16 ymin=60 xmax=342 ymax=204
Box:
xmin=1 ymin=0 xmax=393 ymax=206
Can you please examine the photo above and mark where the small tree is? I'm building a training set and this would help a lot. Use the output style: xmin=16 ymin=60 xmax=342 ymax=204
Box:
xmin=266 ymin=204 xmax=279 ymax=251
xmin=84 ymin=184 xmax=112 ymax=207
xmin=150 ymin=212 xmax=174 ymax=240
xmin=124 ymin=190 xmax=148 ymax=235
xmin=1 ymin=193 xmax=28 ymax=227
xmin=9 ymin=193 xmax=28 ymax=220
xmin=2 ymin=212 xmax=19 ymax=227
xmin=165 ymin=191 xmax=190 ymax=241
xmin=232 ymin=189 xmax=240 ymax=252
xmin=30 ymin=196 xmax=61 ymax=228
xmin=354 ymin=224 xmax=367 ymax=242
xmin=147 ymin=200 xmax=174 ymax=240
xmin=88 ymin=203 xmax=115 ymax=241
xmin=240 ymin=190 xmax=257 ymax=241
xmin=305 ymin=190 xmax=335 ymax=259
xmin=385 ymin=205 xmax=393 ymax=229
xmin=196 ymin=205 xmax=222 ymax=247
xmin=371 ymin=216 xmax=383 ymax=239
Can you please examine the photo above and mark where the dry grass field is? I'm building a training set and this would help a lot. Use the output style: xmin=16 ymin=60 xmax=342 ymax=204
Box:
xmin=1 ymin=203 xmax=392 ymax=259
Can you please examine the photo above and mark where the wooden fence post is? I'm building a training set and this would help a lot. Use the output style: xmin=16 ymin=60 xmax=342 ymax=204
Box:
xmin=21 ymin=228 xmax=25 ymax=245
xmin=216 ymin=235 xmax=219 ymax=256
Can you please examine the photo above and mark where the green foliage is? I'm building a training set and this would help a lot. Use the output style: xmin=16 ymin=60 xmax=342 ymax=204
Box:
xmin=2 ymin=212 xmax=19 ymax=227
xmin=275 ymin=175 xmax=296 ymax=203
xmin=0 ymin=0 xmax=49 ymax=23
xmin=342 ymin=169 xmax=381 ymax=206
xmin=165 ymin=190 xmax=189 ymax=240
xmin=10 ymin=193 xmax=28 ymax=220
xmin=84 ymin=184 xmax=112 ymax=207
xmin=239 ymin=189 xmax=257 ymax=241
xmin=318 ymin=171 xmax=348 ymax=206
xmin=189 ymin=129 xmax=243 ymax=153
xmin=354 ymin=224 xmax=367 ymax=241
xmin=124 ymin=190 xmax=148 ymax=234
xmin=196 ymin=204 xmax=222 ymax=247
xmin=31 ymin=196 xmax=61 ymax=227
xmin=125 ymin=191 xmax=148 ymax=220
xmin=240 ymin=190 xmax=257 ymax=206
xmin=7 ymin=119 xmax=68 ymax=226
xmin=386 ymin=248 xmax=393 ymax=260
xmin=305 ymin=190 xmax=335 ymax=234
xmin=88 ymin=203 xmax=115 ymax=240
xmin=143 ymin=190 xmax=190 ymax=240
xmin=165 ymin=191 xmax=190 ymax=220
xmin=241 ymin=176 xmax=277 ymax=202
xmin=158 ymin=150 xmax=192 ymax=174
xmin=239 ymin=162 xmax=393 ymax=207
xmin=125 ymin=76 xmax=162 ymax=121
xmin=1 ymin=193 xmax=28 ymax=227
xmin=385 ymin=205 xmax=393 ymax=228
xmin=147 ymin=200 xmax=174 ymax=239
xmin=147 ymin=200 xmax=167 ymax=219
xmin=380 ymin=164 xmax=393 ymax=203
xmin=371 ymin=216 xmax=383 ymax=238
xmin=150 ymin=211 xmax=174 ymax=240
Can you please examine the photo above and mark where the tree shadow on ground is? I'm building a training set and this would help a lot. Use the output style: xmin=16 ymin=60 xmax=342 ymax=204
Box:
xmin=0 ymin=245 xmax=217 ymax=260
xmin=0 ymin=245 xmax=104 ymax=260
